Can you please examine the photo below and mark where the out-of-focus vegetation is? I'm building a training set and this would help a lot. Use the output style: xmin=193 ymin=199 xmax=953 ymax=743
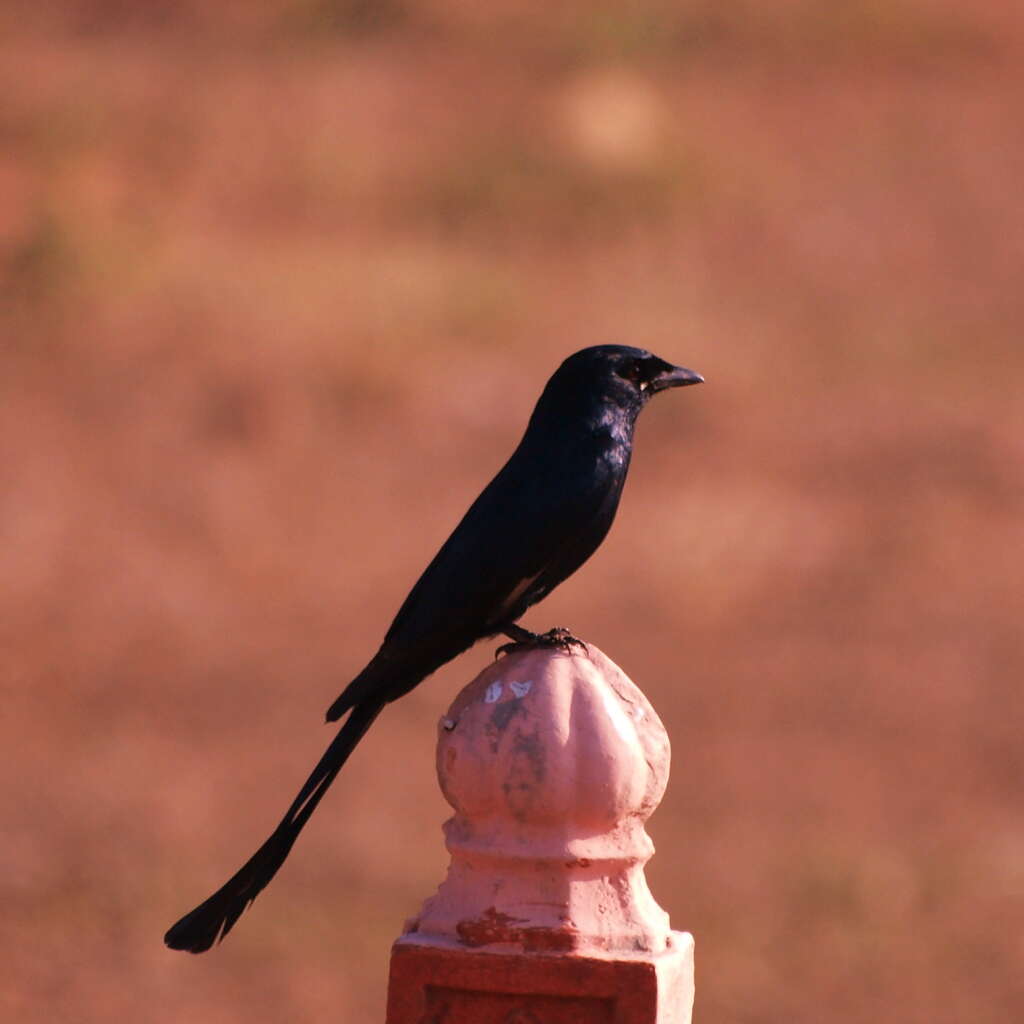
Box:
xmin=2 ymin=2 xmax=1021 ymax=1021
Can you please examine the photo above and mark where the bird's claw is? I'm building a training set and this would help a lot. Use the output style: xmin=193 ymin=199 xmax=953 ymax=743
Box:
xmin=495 ymin=626 xmax=587 ymax=659
xmin=540 ymin=627 xmax=587 ymax=652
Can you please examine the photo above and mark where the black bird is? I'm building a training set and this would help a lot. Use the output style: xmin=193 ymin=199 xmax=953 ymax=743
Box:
xmin=165 ymin=345 xmax=702 ymax=953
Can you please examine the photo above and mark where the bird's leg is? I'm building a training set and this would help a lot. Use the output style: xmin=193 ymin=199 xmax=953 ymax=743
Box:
xmin=502 ymin=623 xmax=539 ymax=644
xmin=495 ymin=623 xmax=587 ymax=659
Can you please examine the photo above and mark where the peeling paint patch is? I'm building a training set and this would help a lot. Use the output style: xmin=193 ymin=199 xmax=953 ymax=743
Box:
xmin=484 ymin=681 xmax=503 ymax=703
xmin=455 ymin=906 xmax=577 ymax=952
xmin=455 ymin=907 xmax=525 ymax=946
xmin=510 ymin=680 xmax=532 ymax=698
xmin=502 ymin=733 xmax=545 ymax=819
xmin=491 ymin=699 xmax=524 ymax=733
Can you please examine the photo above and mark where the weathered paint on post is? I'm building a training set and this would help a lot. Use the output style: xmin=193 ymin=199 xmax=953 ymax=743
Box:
xmin=385 ymin=644 xmax=694 ymax=1023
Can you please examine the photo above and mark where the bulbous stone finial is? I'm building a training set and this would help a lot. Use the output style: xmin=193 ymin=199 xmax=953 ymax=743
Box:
xmin=387 ymin=644 xmax=694 ymax=1024
xmin=405 ymin=643 xmax=676 ymax=955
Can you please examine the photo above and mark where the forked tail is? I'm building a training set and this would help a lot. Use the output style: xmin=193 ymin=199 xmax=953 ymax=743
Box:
xmin=164 ymin=700 xmax=384 ymax=953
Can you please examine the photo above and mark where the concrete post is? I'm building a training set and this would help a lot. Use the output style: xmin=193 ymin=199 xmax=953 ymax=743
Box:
xmin=385 ymin=644 xmax=694 ymax=1024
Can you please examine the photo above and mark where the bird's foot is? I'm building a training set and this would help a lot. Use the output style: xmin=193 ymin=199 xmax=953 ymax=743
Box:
xmin=495 ymin=626 xmax=587 ymax=659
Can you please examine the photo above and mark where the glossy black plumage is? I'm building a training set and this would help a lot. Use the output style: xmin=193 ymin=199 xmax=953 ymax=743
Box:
xmin=165 ymin=345 xmax=702 ymax=953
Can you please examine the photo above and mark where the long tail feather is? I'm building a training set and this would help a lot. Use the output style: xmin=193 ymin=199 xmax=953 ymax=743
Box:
xmin=164 ymin=700 xmax=384 ymax=953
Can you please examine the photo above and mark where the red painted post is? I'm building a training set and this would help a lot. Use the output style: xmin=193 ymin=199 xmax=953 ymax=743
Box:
xmin=385 ymin=644 xmax=694 ymax=1024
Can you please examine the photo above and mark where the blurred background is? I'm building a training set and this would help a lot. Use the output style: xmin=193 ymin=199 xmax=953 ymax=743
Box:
xmin=2 ymin=1 xmax=1021 ymax=1021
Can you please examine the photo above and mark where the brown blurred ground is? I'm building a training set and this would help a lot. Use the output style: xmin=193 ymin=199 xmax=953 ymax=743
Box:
xmin=2 ymin=2 xmax=1022 ymax=1021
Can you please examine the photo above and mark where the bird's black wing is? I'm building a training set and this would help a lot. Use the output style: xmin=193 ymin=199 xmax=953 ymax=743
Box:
xmin=327 ymin=430 xmax=625 ymax=716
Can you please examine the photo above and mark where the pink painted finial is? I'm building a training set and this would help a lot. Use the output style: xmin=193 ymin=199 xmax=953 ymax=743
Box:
xmin=386 ymin=644 xmax=694 ymax=1023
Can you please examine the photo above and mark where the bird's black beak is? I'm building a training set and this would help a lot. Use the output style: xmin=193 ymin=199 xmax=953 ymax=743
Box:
xmin=648 ymin=364 xmax=704 ymax=393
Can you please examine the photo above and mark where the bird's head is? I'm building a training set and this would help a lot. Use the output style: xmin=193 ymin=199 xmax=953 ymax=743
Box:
xmin=554 ymin=345 xmax=704 ymax=415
